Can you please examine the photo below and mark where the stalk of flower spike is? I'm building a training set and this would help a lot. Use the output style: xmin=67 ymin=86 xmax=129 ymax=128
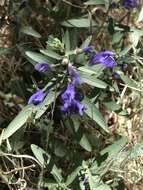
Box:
xmin=89 ymin=51 xmax=117 ymax=68
xmin=34 ymin=63 xmax=52 ymax=73
xmin=28 ymin=90 xmax=47 ymax=105
xmin=122 ymin=0 xmax=137 ymax=8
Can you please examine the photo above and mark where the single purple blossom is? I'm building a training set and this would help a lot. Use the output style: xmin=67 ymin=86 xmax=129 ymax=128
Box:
xmin=61 ymin=84 xmax=75 ymax=103
xmin=68 ymin=66 xmax=81 ymax=85
xmin=34 ymin=63 xmax=52 ymax=73
xmin=28 ymin=90 xmax=47 ymax=105
xmin=110 ymin=2 xmax=118 ymax=8
xmin=76 ymin=101 xmax=86 ymax=116
xmin=122 ymin=0 xmax=137 ymax=8
xmin=122 ymin=64 xmax=128 ymax=72
xmin=61 ymin=99 xmax=86 ymax=117
xmin=89 ymin=51 xmax=117 ymax=68
xmin=112 ymin=72 xmax=120 ymax=79
xmin=83 ymin=46 xmax=94 ymax=53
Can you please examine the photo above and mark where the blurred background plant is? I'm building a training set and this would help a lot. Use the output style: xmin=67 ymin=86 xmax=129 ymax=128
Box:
xmin=0 ymin=0 xmax=143 ymax=190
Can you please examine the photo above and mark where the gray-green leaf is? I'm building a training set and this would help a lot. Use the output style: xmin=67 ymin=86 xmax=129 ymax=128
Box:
xmin=2 ymin=105 xmax=36 ymax=140
xmin=61 ymin=18 xmax=96 ymax=28
xmin=40 ymin=49 xmax=62 ymax=60
xmin=20 ymin=26 xmax=41 ymax=38
xmin=81 ymin=74 xmax=107 ymax=89
xmin=83 ymin=98 xmax=109 ymax=132
xmin=26 ymin=51 xmax=51 ymax=64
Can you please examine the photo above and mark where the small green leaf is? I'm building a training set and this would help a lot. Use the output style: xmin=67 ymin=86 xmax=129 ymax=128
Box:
xmin=101 ymin=137 xmax=127 ymax=156
xmin=38 ymin=179 xmax=58 ymax=189
xmin=96 ymin=184 xmax=112 ymax=190
xmin=78 ymin=64 xmax=105 ymax=77
xmin=51 ymin=139 xmax=67 ymax=157
xmin=120 ymin=73 xmax=138 ymax=88
xmin=104 ymin=101 xmax=121 ymax=111
xmin=2 ymin=105 xmax=36 ymax=140
xmin=112 ymin=32 xmax=123 ymax=44
xmin=66 ymin=167 xmax=81 ymax=185
xmin=118 ymin=110 xmax=129 ymax=116
xmin=130 ymin=28 xmax=143 ymax=47
xmin=83 ymin=98 xmax=109 ymax=132
xmin=26 ymin=51 xmax=51 ymax=64
xmin=80 ymin=36 xmax=92 ymax=48
xmin=137 ymin=6 xmax=143 ymax=23
xmin=79 ymin=134 xmax=92 ymax=152
xmin=84 ymin=0 xmax=107 ymax=5
xmin=51 ymin=165 xmax=63 ymax=183
xmin=81 ymin=74 xmax=108 ymax=89
xmin=20 ymin=26 xmax=41 ymax=38
xmin=62 ymin=30 xmax=70 ymax=51
xmin=40 ymin=49 xmax=62 ymax=60
xmin=31 ymin=144 xmax=50 ymax=167
xmin=61 ymin=18 xmax=96 ymax=28
xmin=130 ymin=144 xmax=143 ymax=159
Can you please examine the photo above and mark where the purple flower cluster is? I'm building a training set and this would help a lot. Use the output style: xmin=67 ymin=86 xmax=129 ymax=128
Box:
xmin=61 ymin=84 xmax=86 ymax=116
xmin=28 ymin=90 xmax=47 ymax=105
xmin=122 ymin=0 xmax=137 ymax=8
xmin=90 ymin=51 xmax=116 ymax=68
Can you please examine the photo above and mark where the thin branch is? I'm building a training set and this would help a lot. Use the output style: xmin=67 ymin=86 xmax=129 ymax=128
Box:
xmin=62 ymin=0 xmax=85 ymax=9
xmin=3 ymin=164 xmax=35 ymax=175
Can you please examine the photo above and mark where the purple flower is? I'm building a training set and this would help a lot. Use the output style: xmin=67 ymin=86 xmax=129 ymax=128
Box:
xmin=90 ymin=51 xmax=116 ymax=68
xmin=61 ymin=99 xmax=86 ymax=117
xmin=122 ymin=64 xmax=128 ymax=72
xmin=112 ymin=72 xmax=120 ymax=79
xmin=122 ymin=0 xmax=137 ymax=8
xmin=34 ymin=63 xmax=52 ymax=73
xmin=110 ymin=2 xmax=118 ymax=8
xmin=68 ymin=66 xmax=81 ymax=85
xmin=28 ymin=90 xmax=47 ymax=105
xmin=61 ymin=84 xmax=86 ymax=116
xmin=61 ymin=84 xmax=75 ymax=102
xmin=83 ymin=46 xmax=94 ymax=53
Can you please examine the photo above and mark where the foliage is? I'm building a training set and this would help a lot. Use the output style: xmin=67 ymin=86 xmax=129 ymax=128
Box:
xmin=0 ymin=0 xmax=143 ymax=189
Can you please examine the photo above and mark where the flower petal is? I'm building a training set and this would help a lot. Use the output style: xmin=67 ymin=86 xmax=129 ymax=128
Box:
xmin=28 ymin=90 xmax=47 ymax=105
xmin=35 ymin=63 xmax=52 ymax=73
